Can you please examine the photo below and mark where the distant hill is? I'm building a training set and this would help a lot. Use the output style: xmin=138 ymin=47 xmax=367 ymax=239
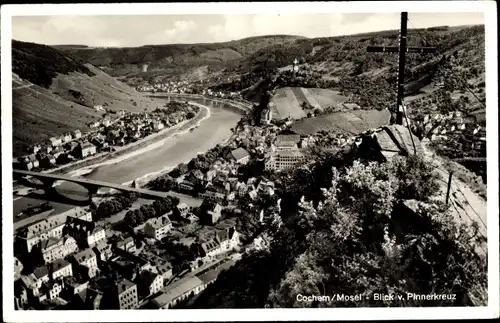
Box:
xmin=57 ymin=35 xmax=307 ymax=83
xmin=12 ymin=40 xmax=160 ymax=157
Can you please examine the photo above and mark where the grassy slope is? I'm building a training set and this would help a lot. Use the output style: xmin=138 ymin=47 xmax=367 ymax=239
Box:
xmin=12 ymin=41 xmax=160 ymax=157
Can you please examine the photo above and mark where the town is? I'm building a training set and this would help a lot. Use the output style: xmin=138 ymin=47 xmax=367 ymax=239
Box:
xmin=13 ymin=101 xmax=200 ymax=173
xmin=12 ymin=59 xmax=488 ymax=309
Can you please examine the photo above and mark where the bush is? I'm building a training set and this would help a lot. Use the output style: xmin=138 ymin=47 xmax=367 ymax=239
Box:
xmin=389 ymin=154 xmax=441 ymax=201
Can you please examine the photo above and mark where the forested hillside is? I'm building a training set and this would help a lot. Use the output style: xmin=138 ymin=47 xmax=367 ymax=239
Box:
xmin=12 ymin=40 xmax=158 ymax=156
xmin=187 ymin=151 xmax=487 ymax=308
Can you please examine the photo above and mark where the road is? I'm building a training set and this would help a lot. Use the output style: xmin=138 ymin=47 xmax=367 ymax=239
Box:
xmin=12 ymin=84 xmax=33 ymax=90
xmin=13 ymin=96 xmax=242 ymax=227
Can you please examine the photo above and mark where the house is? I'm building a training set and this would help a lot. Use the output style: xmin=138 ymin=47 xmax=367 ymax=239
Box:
xmin=19 ymin=213 xmax=67 ymax=253
xmin=144 ymin=214 xmax=172 ymax=241
xmin=65 ymin=287 xmax=102 ymax=310
xmin=25 ymin=154 xmax=39 ymax=170
xmin=71 ymin=248 xmax=99 ymax=279
xmin=94 ymin=105 xmax=104 ymax=111
xmin=186 ymin=170 xmax=205 ymax=184
xmin=93 ymin=242 xmax=113 ymax=263
xmin=29 ymin=266 xmax=50 ymax=295
xmin=65 ymin=141 xmax=80 ymax=154
xmin=65 ymin=217 xmax=106 ymax=248
xmin=215 ymin=219 xmax=240 ymax=252
xmin=116 ymin=236 xmax=136 ymax=253
xmin=257 ymin=180 xmax=275 ymax=196
xmin=52 ymin=146 xmax=65 ymax=159
xmin=151 ymin=276 xmax=205 ymax=309
xmin=200 ymin=184 xmax=226 ymax=203
xmin=49 ymin=137 xmax=63 ymax=147
xmin=41 ymin=279 xmax=65 ymax=300
xmin=175 ymin=203 xmax=189 ymax=218
xmin=39 ymin=235 xmax=78 ymax=264
xmin=116 ymin=279 xmax=138 ymax=310
xmin=50 ymin=259 xmax=73 ymax=280
xmin=75 ymin=142 xmax=97 ymax=158
xmin=137 ymin=270 xmax=164 ymax=298
xmin=89 ymin=121 xmax=101 ymax=129
xmin=153 ymin=121 xmax=165 ymax=131
xmin=102 ymin=118 xmax=112 ymax=127
xmin=62 ymin=133 xmax=73 ymax=143
xmin=40 ymin=145 xmax=53 ymax=155
xmin=14 ymin=281 xmax=29 ymax=310
xmin=205 ymin=169 xmax=217 ymax=182
xmin=229 ymin=147 xmax=250 ymax=165
xmin=39 ymin=153 xmax=57 ymax=168
xmin=201 ymin=203 xmax=223 ymax=225
xmin=199 ymin=239 xmax=221 ymax=260
xmin=72 ymin=129 xmax=82 ymax=139
xmin=260 ymin=105 xmax=273 ymax=125
xmin=15 ymin=257 xmax=23 ymax=280
xmin=28 ymin=144 xmax=42 ymax=155
xmin=110 ymin=251 xmax=152 ymax=281
xmin=91 ymin=137 xmax=108 ymax=150
xmin=179 ymin=179 xmax=195 ymax=192
xmin=153 ymin=263 xmax=173 ymax=282
xmin=40 ymin=237 xmax=64 ymax=263
xmin=62 ymin=276 xmax=89 ymax=297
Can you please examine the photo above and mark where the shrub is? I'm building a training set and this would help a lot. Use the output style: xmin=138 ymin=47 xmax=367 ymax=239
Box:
xmin=389 ymin=154 xmax=441 ymax=201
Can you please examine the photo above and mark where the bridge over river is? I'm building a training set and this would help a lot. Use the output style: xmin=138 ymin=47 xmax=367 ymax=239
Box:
xmin=13 ymin=169 xmax=170 ymax=200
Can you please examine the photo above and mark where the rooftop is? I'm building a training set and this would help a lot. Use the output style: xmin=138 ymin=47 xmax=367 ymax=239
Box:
xmin=146 ymin=214 xmax=171 ymax=229
xmin=117 ymin=279 xmax=136 ymax=294
xmin=276 ymin=134 xmax=301 ymax=146
xmin=152 ymin=276 xmax=204 ymax=307
xmin=138 ymin=270 xmax=160 ymax=286
xmin=197 ymin=259 xmax=236 ymax=285
xmin=231 ymin=147 xmax=250 ymax=161
xmin=33 ymin=266 xmax=49 ymax=279
xmin=51 ymin=259 xmax=71 ymax=272
xmin=73 ymin=248 xmax=96 ymax=264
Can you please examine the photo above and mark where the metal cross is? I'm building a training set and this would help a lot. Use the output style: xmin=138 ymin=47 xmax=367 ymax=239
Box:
xmin=367 ymin=12 xmax=437 ymax=125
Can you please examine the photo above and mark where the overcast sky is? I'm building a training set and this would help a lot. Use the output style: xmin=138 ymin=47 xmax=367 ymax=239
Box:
xmin=12 ymin=13 xmax=484 ymax=47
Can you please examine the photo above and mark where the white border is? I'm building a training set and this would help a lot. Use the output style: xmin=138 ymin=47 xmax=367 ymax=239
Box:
xmin=2 ymin=1 xmax=498 ymax=322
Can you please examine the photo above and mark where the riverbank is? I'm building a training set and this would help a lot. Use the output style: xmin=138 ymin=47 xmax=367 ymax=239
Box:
xmin=69 ymin=103 xmax=211 ymax=182
xmin=14 ymin=96 xmax=243 ymax=217
xmin=46 ymin=103 xmax=208 ymax=177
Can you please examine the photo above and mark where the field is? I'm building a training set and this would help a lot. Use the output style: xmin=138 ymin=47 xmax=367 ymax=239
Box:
xmin=290 ymin=109 xmax=391 ymax=136
xmin=270 ymin=87 xmax=349 ymax=121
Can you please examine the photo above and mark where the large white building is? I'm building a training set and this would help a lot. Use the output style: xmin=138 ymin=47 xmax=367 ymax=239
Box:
xmin=40 ymin=236 xmax=78 ymax=264
xmin=265 ymin=150 xmax=305 ymax=172
xmin=19 ymin=207 xmax=92 ymax=253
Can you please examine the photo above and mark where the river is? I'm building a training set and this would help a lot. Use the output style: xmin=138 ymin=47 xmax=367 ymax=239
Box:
xmin=13 ymin=96 xmax=242 ymax=221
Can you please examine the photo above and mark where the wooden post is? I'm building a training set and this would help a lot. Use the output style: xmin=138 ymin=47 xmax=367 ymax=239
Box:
xmin=446 ymin=171 xmax=453 ymax=205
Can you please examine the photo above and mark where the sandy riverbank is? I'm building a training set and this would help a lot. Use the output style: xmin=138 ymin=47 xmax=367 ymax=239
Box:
xmin=68 ymin=103 xmax=211 ymax=184
xmin=47 ymin=103 xmax=208 ymax=179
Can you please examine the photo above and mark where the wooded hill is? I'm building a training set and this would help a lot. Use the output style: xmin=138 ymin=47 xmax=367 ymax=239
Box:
xmin=12 ymin=40 xmax=159 ymax=156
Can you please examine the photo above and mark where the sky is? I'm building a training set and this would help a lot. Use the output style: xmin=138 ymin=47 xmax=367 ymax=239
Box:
xmin=11 ymin=12 xmax=485 ymax=47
